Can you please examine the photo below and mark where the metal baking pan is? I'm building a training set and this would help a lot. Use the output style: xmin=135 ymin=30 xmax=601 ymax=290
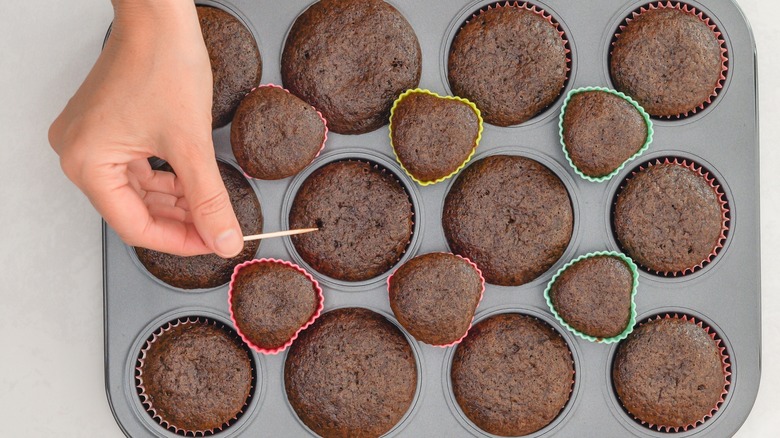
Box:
xmin=103 ymin=0 xmax=760 ymax=436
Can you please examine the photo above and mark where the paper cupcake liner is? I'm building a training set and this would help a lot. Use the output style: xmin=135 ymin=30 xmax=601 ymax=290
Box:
xmin=387 ymin=253 xmax=486 ymax=348
xmin=544 ymin=251 xmax=639 ymax=344
xmin=614 ymin=158 xmax=730 ymax=276
xmin=389 ymin=89 xmax=484 ymax=186
xmin=135 ymin=317 xmax=255 ymax=436
xmin=236 ymin=84 xmax=329 ymax=181
xmin=612 ymin=1 xmax=729 ymax=119
xmin=228 ymin=258 xmax=324 ymax=355
xmin=620 ymin=314 xmax=731 ymax=433
xmin=558 ymin=87 xmax=654 ymax=183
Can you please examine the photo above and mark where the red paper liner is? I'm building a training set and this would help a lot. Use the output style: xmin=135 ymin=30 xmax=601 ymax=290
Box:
xmin=611 ymin=1 xmax=729 ymax=119
xmin=387 ymin=253 xmax=486 ymax=348
xmin=228 ymin=258 xmax=324 ymax=355
xmin=236 ymin=84 xmax=329 ymax=181
xmin=463 ymin=2 xmax=572 ymax=93
xmin=619 ymin=314 xmax=731 ymax=433
xmin=135 ymin=317 xmax=255 ymax=437
xmin=614 ymin=157 xmax=730 ymax=276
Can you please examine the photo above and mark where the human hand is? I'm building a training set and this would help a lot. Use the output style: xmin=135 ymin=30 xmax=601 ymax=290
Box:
xmin=48 ymin=0 xmax=244 ymax=258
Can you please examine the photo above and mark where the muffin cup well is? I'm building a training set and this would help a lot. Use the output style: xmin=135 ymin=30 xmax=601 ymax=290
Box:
xmin=389 ymin=89 xmax=484 ymax=186
xmin=614 ymin=158 xmax=730 ymax=277
xmin=235 ymin=84 xmax=329 ymax=181
xmin=228 ymin=258 xmax=324 ymax=355
xmin=135 ymin=317 xmax=255 ymax=436
xmin=617 ymin=314 xmax=731 ymax=432
xmin=544 ymin=251 xmax=639 ymax=344
xmin=386 ymin=253 xmax=486 ymax=348
xmin=611 ymin=1 xmax=728 ymax=119
xmin=559 ymin=87 xmax=653 ymax=183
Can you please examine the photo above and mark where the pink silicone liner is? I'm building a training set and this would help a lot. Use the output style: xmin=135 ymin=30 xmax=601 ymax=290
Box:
xmin=619 ymin=158 xmax=730 ymax=277
xmin=468 ymin=2 xmax=572 ymax=75
xmin=387 ymin=253 xmax=486 ymax=348
xmin=136 ymin=317 xmax=254 ymax=436
xmin=613 ymin=1 xmax=729 ymax=118
xmin=625 ymin=314 xmax=731 ymax=433
xmin=228 ymin=258 xmax=325 ymax=355
xmin=237 ymin=84 xmax=329 ymax=180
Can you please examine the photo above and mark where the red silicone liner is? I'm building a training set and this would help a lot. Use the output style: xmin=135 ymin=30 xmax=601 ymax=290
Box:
xmin=237 ymin=84 xmax=329 ymax=181
xmin=228 ymin=258 xmax=324 ymax=355
xmin=466 ymin=2 xmax=572 ymax=75
xmin=622 ymin=314 xmax=731 ymax=433
xmin=612 ymin=1 xmax=729 ymax=118
xmin=135 ymin=317 xmax=254 ymax=437
xmin=387 ymin=253 xmax=486 ymax=348
xmin=617 ymin=157 xmax=730 ymax=277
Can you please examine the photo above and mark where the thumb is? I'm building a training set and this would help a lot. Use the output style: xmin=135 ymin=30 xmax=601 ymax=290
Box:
xmin=168 ymin=146 xmax=244 ymax=258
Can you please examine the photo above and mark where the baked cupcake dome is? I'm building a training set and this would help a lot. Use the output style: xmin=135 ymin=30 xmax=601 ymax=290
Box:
xmin=284 ymin=308 xmax=418 ymax=437
xmin=451 ymin=313 xmax=574 ymax=436
xmin=289 ymin=160 xmax=414 ymax=282
xmin=613 ymin=159 xmax=728 ymax=275
xmin=388 ymin=253 xmax=484 ymax=346
xmin=231 ymin=85 xmax=326 ymax=180
xmin=197 ymin=6 xmax=262 ymax=128
xmin=135 ymin=162 xmax=263 ymax=290
xmin=610 ymin=4 xmax=727 ymax=118
xmin=448 ymin=3 xmax=569 ymax=126
xmin=282 ymin=0 xmax=422 ymax=134
xmin=443 ymin=155 xmax=573 ymax=286
xmin=612 ymin=315 xmax=730 ymax=431
xmin=136 ymin=318 xmax=254 ymax=435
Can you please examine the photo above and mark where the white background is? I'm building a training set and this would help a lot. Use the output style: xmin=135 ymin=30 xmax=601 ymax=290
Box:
xmin=0 ymin=0 xmax=776 ymax=436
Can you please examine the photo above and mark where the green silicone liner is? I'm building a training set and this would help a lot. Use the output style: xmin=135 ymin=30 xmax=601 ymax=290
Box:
xmin=544 ymin=251 xmax=639 ymax=344
xmin=559 ymin=87 xmax=654 ymax=183
xmin=389 ymin=89 xmax=484 ymax=186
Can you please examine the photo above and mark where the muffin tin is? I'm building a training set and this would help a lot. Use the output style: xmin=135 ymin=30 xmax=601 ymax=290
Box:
xmin=103 ymin=0 xmax=760 ymax=437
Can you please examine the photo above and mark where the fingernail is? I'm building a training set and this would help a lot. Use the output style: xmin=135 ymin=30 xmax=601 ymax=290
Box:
xmin=214 ymin=229 xmax=243 ymax=258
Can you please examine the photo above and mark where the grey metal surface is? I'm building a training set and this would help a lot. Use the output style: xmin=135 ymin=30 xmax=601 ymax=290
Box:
xmin=103 ymin=0 xmax=761 ymax=437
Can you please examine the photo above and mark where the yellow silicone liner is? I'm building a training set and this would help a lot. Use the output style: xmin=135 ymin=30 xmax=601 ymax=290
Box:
xmin=389 ymin=89 xmax=484 ymax=186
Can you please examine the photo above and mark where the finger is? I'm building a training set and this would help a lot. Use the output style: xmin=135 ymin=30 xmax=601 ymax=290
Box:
xmin=129 ymin=159 xmax=185 ymax=197
xmin=142 ymin=191 xmax=180 ymax=208
xmin=147 ymin=203 xmax=191 ymax=223
xmin=167 ymin=146 xmax=243 ymax=258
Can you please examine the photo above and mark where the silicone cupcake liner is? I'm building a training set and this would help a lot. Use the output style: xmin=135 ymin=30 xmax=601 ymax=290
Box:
xmin=235 ymin=84 xmax=329 ymax=181
xmin=135 ymin=317 xmax=255 ymax=436
xmin=558 ymin=87 xmax=654 ymax=183
xmin=228 ymin=258 xmax=324 ymax=355
xmin=387 ymin=253 xmax=486 ymax=348
xmin=544 ymin=251 xmax=639 ymax=344
xmin=611 ymin=1 xmax=729 ymax=119
xmin=617 ymin=314 xmax=731 ymax=433
xmin=389 ymin=89 xmax=484 ymax=186
xmin=614 ymin=158 xmax=730 ymax=276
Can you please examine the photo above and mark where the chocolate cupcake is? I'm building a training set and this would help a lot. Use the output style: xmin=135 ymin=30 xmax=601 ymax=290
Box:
xmin=389 ymin=89 xmax=483 ymax=185
xmin=285 ymin=308 xmax=418 ymax=437
xmin=448 ymin=3 xmax=569 ymax=126
xmin=197 ymin=6 xmax=263 ymax=128
xmin=610 ymin=4 xmax=727 ymax=118
xmin=282 ymin=0 xmax=422 ymax=134
xmin=135 ymin=162 xmax=263 ymax=290
xmin=229 ymin=259 xmax=324 ymax=354
xmin=289 ymin=160 xmax=414 ymax=282
xmin=388 ymin=253 xmax=484 ymax=346
xmin=451 ymin=313 xmax=574 ymax=436
xmin=546 ymin=252 xmax=638 ymax=342
xmin=613 ymin=159 xmax=728 ymax=275
xmin=613 ymin=315 xmax=730 ymax=431
xmin=136 ymin=318 xmax=254 ymax=435
xmin=231 ymin=85 xmax=327 ymax=180
xmin=560 ymin=88 xmax=652 ymax=181
xmin=443 ymin=155 xmax=573 ymax=286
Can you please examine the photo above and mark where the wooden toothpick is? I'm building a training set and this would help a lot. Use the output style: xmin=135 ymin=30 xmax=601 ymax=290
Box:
xmin=243 ymin=228 xmax=319 ymax=242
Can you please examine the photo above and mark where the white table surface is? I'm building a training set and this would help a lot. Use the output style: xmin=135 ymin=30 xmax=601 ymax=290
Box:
xmin=0 ymin=0 xmax=777 ymax=436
